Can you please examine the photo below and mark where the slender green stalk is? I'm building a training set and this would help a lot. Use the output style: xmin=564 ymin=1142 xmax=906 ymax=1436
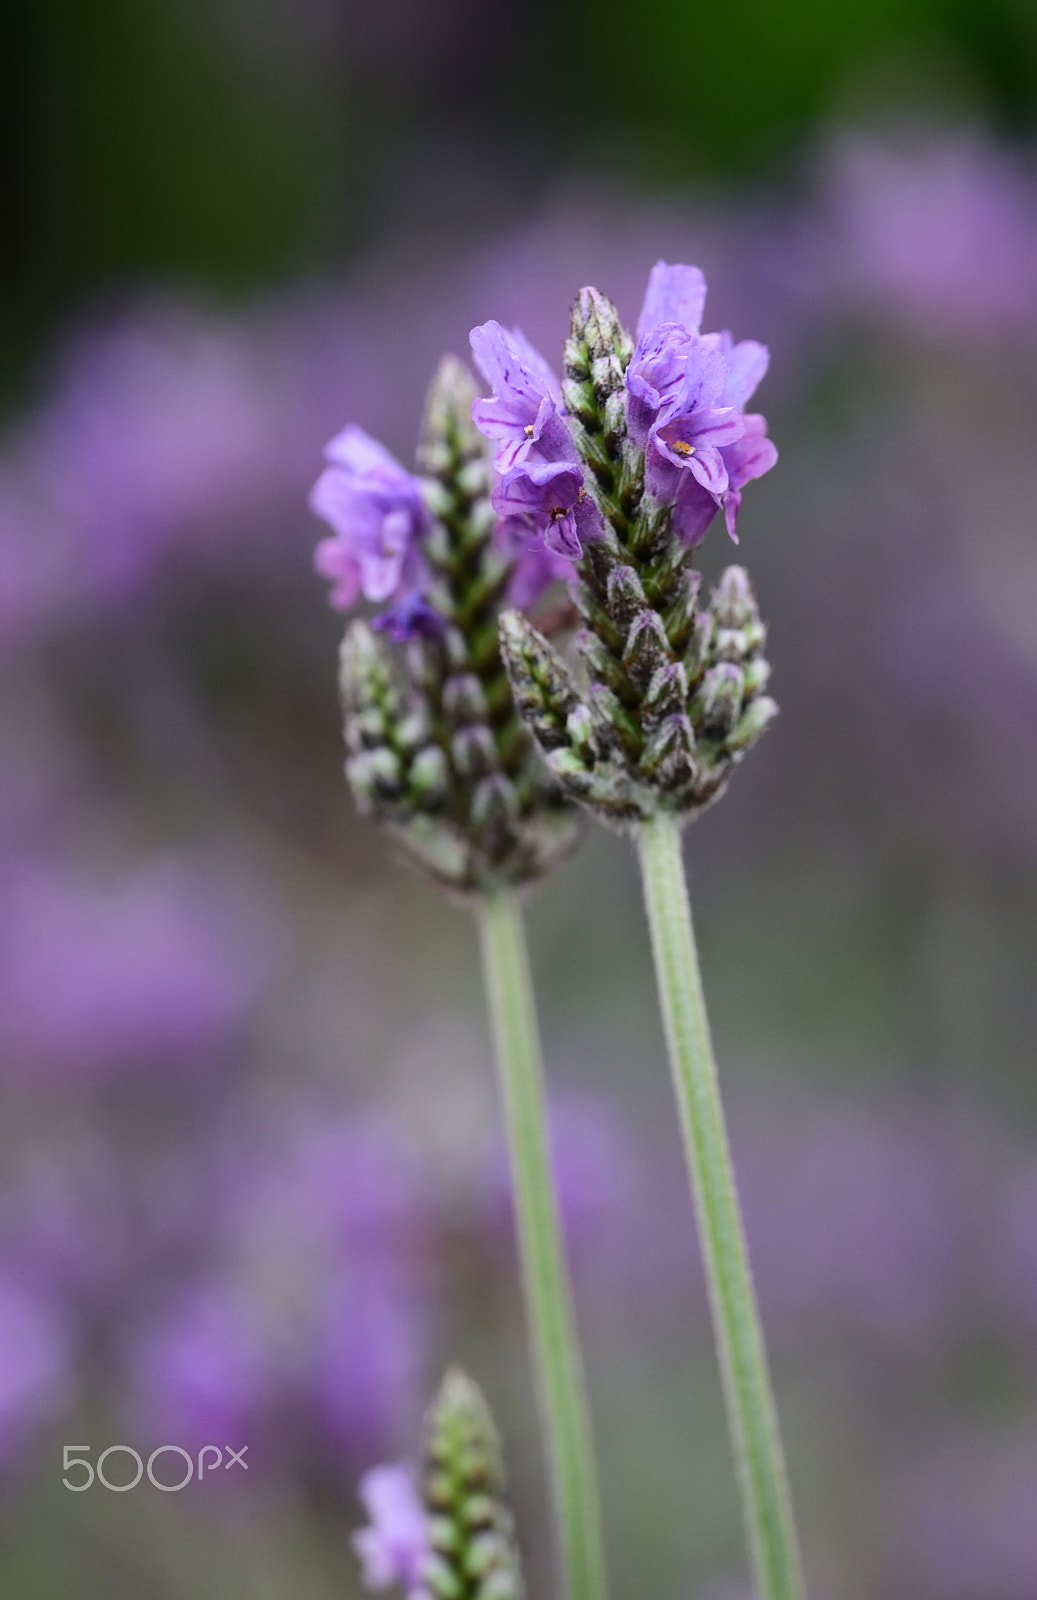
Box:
xmin=476 ymin=888 xmax=609 ymax=1600
xmin=637 ymin=812 xmax=805 ymax=1600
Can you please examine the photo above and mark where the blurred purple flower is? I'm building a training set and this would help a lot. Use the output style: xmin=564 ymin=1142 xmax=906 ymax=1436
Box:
xmin=0 ymin=855 xmax=282 ymax=1081
xmin=628 ymin=261 xmax=776 ymax=542
xmin=735 ymin=1103 xmax=967 ymax=1347
xmin=0 ymin=1278 xmax=74 ymax=1470
xmin=310 ymin=425 xmax=429 ymax=612
xmin=990 ymin=1160 xmax=1037 ymax=1340
xmin=497 ymin=519 xmax=575 ymax=610
xmin=127 ymin=1280 xmax=277 ymax=1454
xmin=372 ymin=591 xmax=445 ymax=643
xmin=317 ymin=1269 xmax=427 ymax=1459
xmin=353 ymin=1461 xmax=431 ymax=1598
xmin=891 ymin=1438 xmax=1037 ymax=1600
xmin=824 ymin=131 xmax=1037 ymax=336
xmin=174 ymin=1107 xmax=437 ymax=1464
xmin=0 ymin=302 xmax=298 ymax=648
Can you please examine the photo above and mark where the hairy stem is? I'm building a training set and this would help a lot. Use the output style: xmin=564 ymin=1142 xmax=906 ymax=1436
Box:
xmin=477 ymin=889 xmax=609 ymax=1600
xmin=636 ymin=812 xmax=805 ymax=1600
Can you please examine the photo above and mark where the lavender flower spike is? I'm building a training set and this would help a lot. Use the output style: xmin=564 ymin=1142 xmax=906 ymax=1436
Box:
xmin=310 ymin=425 xmax=428 ymax=610
xmin=329 ymin=357 xmax=578 ymax=893
xmin=354 ymin=1463 xmax=432 ymax=1599
xmin=352 ymin=1371 xmax=524 ymax=1600
xmin=497 ymin=269 xmax=803 ymax=1600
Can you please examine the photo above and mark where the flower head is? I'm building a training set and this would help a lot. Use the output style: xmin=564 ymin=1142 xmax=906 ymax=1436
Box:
xmin=328 ymin=357 xmax=580 ymax=894
xmin=310 ymin=426 xmax=428 ymax=611
xmin=496 ymin=269 xmax=779 ymax=828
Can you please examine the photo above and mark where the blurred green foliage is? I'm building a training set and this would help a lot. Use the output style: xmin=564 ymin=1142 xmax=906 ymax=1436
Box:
xmin=3 ymin=0 xmax=1037 ymax=373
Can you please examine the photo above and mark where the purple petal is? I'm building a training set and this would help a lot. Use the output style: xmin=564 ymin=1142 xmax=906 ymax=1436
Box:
xmin=469 ymin=322 xmax=559 ymax=406
xmin=692 ymin=406 xmax=746 ymax=449
xmin=724 ymin=416 xmax=778 ymax=489
xmin=313 ymin=537 xmax=361 ymax=611
xmin=676 ymin=345 xmax=729 ymax=413
xmin=353 ymin=1462 xmax=430 ymax=1597
xmin=726 ymin=339 xmax=770 ymax=406
xmin=637 ymin=262 xmax=708 ymax=339
xmin=543 ymin=511 xmax=583 ymax=560
xmin=687 ymin=445 xmax=729 ymax=496
xmin=672 ymin=478 xmax=719 ymax=547
xmin=507 ymin=327 xmax=563 ymax=405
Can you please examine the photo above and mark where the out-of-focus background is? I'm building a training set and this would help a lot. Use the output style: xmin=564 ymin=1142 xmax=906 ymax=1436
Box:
xmin=2 ymin=2 xmax=1037 ymax=1596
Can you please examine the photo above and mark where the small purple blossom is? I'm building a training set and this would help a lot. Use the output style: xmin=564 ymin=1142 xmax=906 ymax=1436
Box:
xmin=627 ymin=264 xmax=777 ymax=543
xmin=371 ymin=591 xmax=445 ymax=643
xmin=310 ymin=426 xmax=428 ymax=611
xmin=648 ymin=345 xmax=745 ymax=497
xmin=353 ymin=1462 xmax=431 ymax=1598
xmin=469 ymin=321 xmax=573 ymax=474
xmin=495 ymin=462 xmax=603 ymax=560
xmin=625 ymin=322 xmax=698 ymax=447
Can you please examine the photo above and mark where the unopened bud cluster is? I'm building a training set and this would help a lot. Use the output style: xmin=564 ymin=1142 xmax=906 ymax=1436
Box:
xmin=338 ymin=359 xmax=577 ymax=893
xmin=501 ymin=557 xmax=775 ymax=827
xmin=421 ymin=1369 xmax=524 ymax=1600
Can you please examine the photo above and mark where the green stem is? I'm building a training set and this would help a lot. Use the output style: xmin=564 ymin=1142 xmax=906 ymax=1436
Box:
xmin=476 ymin=888 xmax=609 ymax=1600
xmin=636 ymin=812 xmax=805 ymax=1600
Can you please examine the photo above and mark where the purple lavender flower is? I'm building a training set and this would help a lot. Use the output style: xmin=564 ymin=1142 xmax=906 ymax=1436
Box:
xmin=310 ymin=426 xmax=429 ymax=611
xmin=469 ymin=318 xmax=604 ymax=562
xmin=647 ymin=345 xmax=745 ymax=497
xmin=353 ymin=1461 xmax=431 ymax=1598
xmin=469 ymin=321 xmax=574 ymax=473
xmin=625 ymin=322 xmax=699 ymax=448
xmin=670 ymin=412 xmax=778 ymax=544
xmin=495 ymin=462 xmax=603 ymax=560
xmin=627 ymin=265 xmax=777 ymax=542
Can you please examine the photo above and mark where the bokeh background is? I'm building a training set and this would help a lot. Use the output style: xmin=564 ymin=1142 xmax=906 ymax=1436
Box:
xmin=3 ymin=2 xmax=1037 ymax=1597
